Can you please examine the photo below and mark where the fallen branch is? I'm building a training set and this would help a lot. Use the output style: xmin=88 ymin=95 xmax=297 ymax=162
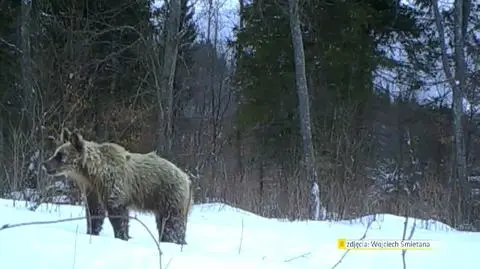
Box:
xmin=330 ymin=215 xmax=376 ymax=269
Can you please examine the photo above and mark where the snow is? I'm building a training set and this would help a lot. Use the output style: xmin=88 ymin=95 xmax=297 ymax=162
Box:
xmin=0 ymin=198 xmax=478 ymax=269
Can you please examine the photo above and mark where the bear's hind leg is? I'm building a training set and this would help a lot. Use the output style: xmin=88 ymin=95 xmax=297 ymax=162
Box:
xmin=105 ymin=199 xmax=130 ymax=241
xmin=85 ymin=188 xmax=106 ymax=236
xmin=155 ymin=210 xmax=187 ymax=245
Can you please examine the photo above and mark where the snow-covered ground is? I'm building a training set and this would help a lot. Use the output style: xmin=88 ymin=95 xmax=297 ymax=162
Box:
xmin=0 ymin=198 xmax=478 ymax=269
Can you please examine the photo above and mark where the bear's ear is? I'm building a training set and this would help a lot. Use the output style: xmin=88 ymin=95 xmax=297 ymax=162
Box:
xmin=70 ymin=132 xmax=84 ymax=152
xmin=60 ymin=128 xmax=72 ymax=143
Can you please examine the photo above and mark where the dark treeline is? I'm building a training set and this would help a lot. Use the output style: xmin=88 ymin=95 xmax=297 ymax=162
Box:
xmin=1 ymin=0 xmax=479 ymax=230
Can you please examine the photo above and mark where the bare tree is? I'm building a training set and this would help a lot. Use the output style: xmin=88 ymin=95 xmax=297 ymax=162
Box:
xmin=287 ymin=0 xmax=320 ymax=220
xmin=157 ymin=0 xmax=182 ymax=155
xmin=0 ymin=117 xmax=4 ymax=184
xmin=431 ymin=0 xmax=471 ymax=224
xmin=20 ymin=0 xmax=33 ymax=132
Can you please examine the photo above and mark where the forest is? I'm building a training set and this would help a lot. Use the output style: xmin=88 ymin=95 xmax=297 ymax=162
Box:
xmin=0 ymin=0 xmax=479 ymax=231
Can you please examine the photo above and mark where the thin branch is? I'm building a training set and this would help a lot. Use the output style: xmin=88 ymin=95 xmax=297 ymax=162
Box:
xmin=401 ymin=216 xmax=417 ymax=269
xmin=284 ymin=252 xmax=312 ymax=262
xmin=238 ymin=217 xmax=244 ymax=254
xmin=0 ymin=37 xmax=22 ymax=54
xmin=72 ymin=225 xmax=79 ymax=269
xmin=159 ymin=214 xmax=167 ymax=269
xmin=164 ymin=257 xmax=174 ymax=269
xmin=401 ymin=216 xmax=408 ymax=244
xmin=330 ymin=216 xmax=375 ymax=269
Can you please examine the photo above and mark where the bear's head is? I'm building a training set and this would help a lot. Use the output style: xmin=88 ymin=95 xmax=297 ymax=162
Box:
xmin=41 ymin=128 xmax=85 ymax=177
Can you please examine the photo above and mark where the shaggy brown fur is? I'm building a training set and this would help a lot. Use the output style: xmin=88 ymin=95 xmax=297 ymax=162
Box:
xmin=44 ymin=129 xmax=130 ymax=240
xmin=42 ymin=129 xmax=194 ymax=244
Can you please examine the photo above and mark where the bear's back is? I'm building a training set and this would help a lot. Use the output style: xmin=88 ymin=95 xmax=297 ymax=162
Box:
xmin=95 ymin=142 xmax=129 ymax=164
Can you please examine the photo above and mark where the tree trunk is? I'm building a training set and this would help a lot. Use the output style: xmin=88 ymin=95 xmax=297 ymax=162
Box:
xmin=0 ymin=116 xmax=4 ymax=182
xmin=235 ymin=0 xmax=245 ymax=178
xmin=156 ymin=0 xmax=182 ymax=156
xmin=431 ymin=0 xmax=470 ymax=225
xmin=209 ymin=6 xmax=220 ymax=183
xmin=20 ymin=0 xmax=33 ymax=133
xmin=452 ymin=0 xmax=471 ymax=224
xmin=288 ymin=0 xmax=320 ymax=220
xmin=452 ymin=0 xmax=468 ymax=184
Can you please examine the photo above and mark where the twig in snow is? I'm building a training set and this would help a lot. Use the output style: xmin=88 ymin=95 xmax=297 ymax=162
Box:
xmin=330 ymin=215 xmax=376 ymax=269
xmin=159 ymin=215 xmax=167 ymax=269
xmin=401 ymin=216 xmax=408 ymax=241
xmin=401 ymin=216 xmax=416 ymax=269
xmin=0 ymin=215 xmax=163 ymax=269
xmin=284 ymin=252 xmax=312 ymax=262
xmin=72 ymin=225 xmax=79 ymax=269
xmin=407 ymin=221 xmax=416 ymax=239
xmin=165 ymin=257 xmax=174 ymax=269
xmin=238 ymin=217 xmax=244 ymax=255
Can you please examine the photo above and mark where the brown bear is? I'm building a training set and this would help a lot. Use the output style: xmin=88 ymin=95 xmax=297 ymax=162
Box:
xmin=42 ymin=128 xmax=194 ymax=245
xmin=44 ymin=129 xmax=131 ymax=240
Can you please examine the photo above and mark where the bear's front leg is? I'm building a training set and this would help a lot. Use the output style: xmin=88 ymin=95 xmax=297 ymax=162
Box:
xmin=155 ymin=210 xmax=187 ymax=245
xmin=85 ymin=188 xmax=106 ymax=236
xmin=106 ymin=203 xmax=130 ymax=241
xmin=105 ymin=191 xmax=130 ymax=241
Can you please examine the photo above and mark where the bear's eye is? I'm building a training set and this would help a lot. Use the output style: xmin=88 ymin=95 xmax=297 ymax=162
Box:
xmin=54 ymin=152 xmax=63 ymax=162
